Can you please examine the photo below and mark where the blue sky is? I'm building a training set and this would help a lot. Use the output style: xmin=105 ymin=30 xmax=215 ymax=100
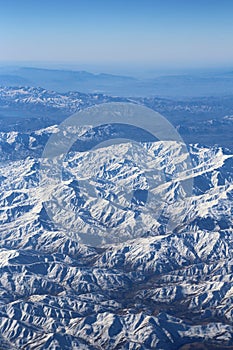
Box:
xmin=0 ymin=0 xmax=233 ymax=69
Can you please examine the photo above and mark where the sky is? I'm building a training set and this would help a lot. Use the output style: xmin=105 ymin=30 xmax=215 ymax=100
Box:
xmin=0 ymin=0 xmax=233 ymax=71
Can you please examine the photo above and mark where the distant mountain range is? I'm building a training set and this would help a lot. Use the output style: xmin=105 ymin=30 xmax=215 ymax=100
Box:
xmin=0 ymin=86 xmax=232 ymax=151
xmin=1 ymin=67 xmax=233 ymax=97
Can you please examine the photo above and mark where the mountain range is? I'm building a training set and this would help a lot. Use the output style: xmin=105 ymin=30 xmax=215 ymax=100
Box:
xmin=1 ymin=67 xmax=233 ymax=97
xmin=0 ymin=86 xmax=232 ymax=151
xmin=0 ymin=119 xmax=232 ymax=348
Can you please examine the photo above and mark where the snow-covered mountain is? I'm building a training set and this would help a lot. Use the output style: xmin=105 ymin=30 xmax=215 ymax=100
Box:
xmin=0 ymin=86 xmax=132 ymax=118
xmin=0 ymin=86 xmax=123 ymax=112
xmin=0 ymin=86 xmax=130 ymax=135
xmin=1 ymin=86 xmax=233 ymax=151
xmin=0 ymin=122 xmax=232 ymax=349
